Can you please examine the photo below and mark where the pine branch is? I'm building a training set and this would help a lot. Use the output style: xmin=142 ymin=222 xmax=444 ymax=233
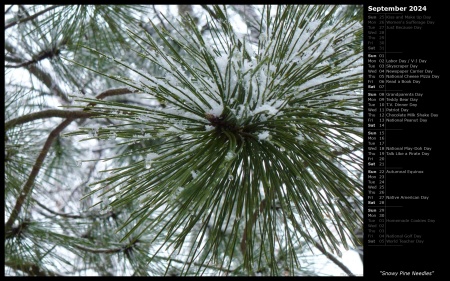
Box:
xmin=34 ymin=199 xmax=118 ymax=220
xmin=240 ymin=199 xmax=266 ymax=256
xmin=5 ymin=86 xmax=139 ymax=231
xmin=4 ymin=4 xmax=363 ymax=276
xmin=5 ymin=41 xmax=71 ymax=104
xmin=5 ymin=88 xmax=139 ymax=131
xmin=159 ymin=256 xmax=236 ymax=275
xmin=5 ymin=260 xmax=62 ymax=276
xmin=5 ymin=118 xmax=74 ymax=231
xmin=73 ymin=243 xmax=124 ymax=254
xmin=5 ymin=5 xmax=14 ymax=15
xmin=239 ymin=197 xmax=357 ymax=276
xmin=5 ymin=5 xmax=62 ymax=30
xmin=5 ymin=45 xmax=63 ymax=69
xmin=5 ymin=109 xmax=95 ymax=131
xmin=311 ymin=240 xmax=355 ymax=276
xmin=91 ymin=87 xmax=139 ymax=103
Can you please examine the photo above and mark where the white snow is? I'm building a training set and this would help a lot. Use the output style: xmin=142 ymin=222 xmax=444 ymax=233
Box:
xmin=257 ymin=131 xmax=270 ymax=141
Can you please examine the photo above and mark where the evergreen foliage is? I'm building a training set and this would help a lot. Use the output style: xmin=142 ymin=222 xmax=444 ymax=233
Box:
xmin=5 ymin=5 xmax=363 ymax=276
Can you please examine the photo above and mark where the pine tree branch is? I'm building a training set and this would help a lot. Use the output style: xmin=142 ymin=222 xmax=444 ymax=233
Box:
xmin=239 ymin=197 xmax=356 ymax=276
xmin=94 ymin=87 xmax=139 ymax=101
xmin=5 ymin=88 xmax=139 ymax=131
xmin=5 ymin=87 xmax=138 ymax=231
xmin=34 ymin=199 xmax=118 ymax=220
xmin=5 ymin=260 xmax=62 ymax=276
xmin=311 ymin=240 xmax=355 ymax=276
xmin=240 ymin=198 xmax=266 ymax=256
xmin=5 ymin=5 xmax=62 ymax=30
xmin=5 ymin=109 xmax=96 ymax=131
xmin=83 ymin=87 xmax=140 ymax=110
xmin=73 ymin=243 xmax=124 ymax=254
xmin=300 ymin=143 xmax=363 ymax=169
xmin=27 ymin=63 xmax=71 ymax=104
xmin=5 ymin=118 xmax=74 ymax=231
xmin=5 ymin=41 xmax=71 ymax=104
xmin=5 ymin=5 xmax=14 ymax=15
xmin=5 ymin=46 xmax=62 ymax=69
xmin=157 ymin=257 xmax=236 ymax=275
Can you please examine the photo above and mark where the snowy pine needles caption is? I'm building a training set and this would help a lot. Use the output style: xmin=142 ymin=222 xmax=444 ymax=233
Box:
xmin=67 ymin=5 xmax=363 ymax=274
